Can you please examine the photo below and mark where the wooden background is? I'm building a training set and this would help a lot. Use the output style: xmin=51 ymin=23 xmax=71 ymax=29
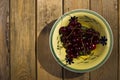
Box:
xmin=0 ymin=0 xmax=119 ymax=80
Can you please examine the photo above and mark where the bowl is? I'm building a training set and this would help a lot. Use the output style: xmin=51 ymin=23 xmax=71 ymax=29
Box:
xmin=49 ymin=9 xmax=113 ymax=73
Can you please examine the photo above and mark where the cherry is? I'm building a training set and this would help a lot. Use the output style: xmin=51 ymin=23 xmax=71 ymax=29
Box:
xmin=89 ymin=44 xmax=96 ymax=50
xmin=92 ymin=36 xmax=100 ymax=44
xmin=59 ymin=16 xmax=102 ymax=65
xmin=59 ymin=27 xmax=67 ymax=34
xmin=60 ymin=35 xmax=67 ymax=43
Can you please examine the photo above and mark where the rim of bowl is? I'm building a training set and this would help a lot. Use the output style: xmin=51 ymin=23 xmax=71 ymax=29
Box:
xmin=49 ymin=9 xmax=113 ymax=73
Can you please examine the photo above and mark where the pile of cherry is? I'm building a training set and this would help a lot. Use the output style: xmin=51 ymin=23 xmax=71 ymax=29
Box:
xmin=59 ymin=16 xmax=107 ymax=64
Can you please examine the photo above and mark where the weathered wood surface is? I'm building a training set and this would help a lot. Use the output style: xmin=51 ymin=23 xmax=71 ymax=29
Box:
xmin=0 ymin=0 xmax=9 ymax=80
xmin=10 ymin=0 xmax=36 ymax=80
xmin=0 ymin=0 xmax=119 ymax=80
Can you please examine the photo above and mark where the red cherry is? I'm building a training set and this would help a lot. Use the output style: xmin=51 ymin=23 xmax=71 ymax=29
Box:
xmin=59 ymin=27 xmax=66 ymax=34
xmin=59 ymin=16 xmax=101 ymax=65
xmin=73 ymin=54 xmax=77 ymax=58
xmin=91 ymin=44 xmax=96 ymax=50
xmin=69 ymin=54 xmax=74 ymax=58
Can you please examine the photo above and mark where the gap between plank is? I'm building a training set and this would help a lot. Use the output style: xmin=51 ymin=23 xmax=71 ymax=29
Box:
xmin=89 ymin=0 xmax=91 ymax=10
xmin=9 ymin=0 xmax=11 ymax=79
xmin=62 ymin=0 xmax=64 ymax=14
xmin=35 ymin=0 xmax=37 ymax=80
xmin=117 ymin=0 xmax=119 ymax=80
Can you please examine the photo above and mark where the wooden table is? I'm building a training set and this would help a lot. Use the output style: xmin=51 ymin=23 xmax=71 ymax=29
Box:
xmin=0 ymin=0 xmax=119 ymax=80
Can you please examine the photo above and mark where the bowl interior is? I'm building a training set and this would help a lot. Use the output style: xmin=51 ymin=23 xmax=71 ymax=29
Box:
xmin=50 ymin=9 xmax=113 ymax=72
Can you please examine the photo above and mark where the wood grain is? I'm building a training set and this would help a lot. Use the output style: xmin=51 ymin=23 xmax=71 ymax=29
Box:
xmin=64 ymin=0 xmax=89 ymax=12
xmin=63 ymin=0 xmax=90 ymax=80
xmin=90 ymin=0 xmax=118 ymax=80
xmin=37 ymin=0 xmax=62 ymax=80
xmin=10 ymin=0 xmax=36 ymax=80
xmin=0 ymin=0 xmax=9 ymax=80
xmin=0 ymin=0 xmax=118 ymax=80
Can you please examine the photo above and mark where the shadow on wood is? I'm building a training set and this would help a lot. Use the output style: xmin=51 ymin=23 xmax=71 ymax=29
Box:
xmin=63 ymin=69 xmax=85 ymax=79
xmin=37 ymin=20 xmax=62 ymax=78
xmin=37 ymin=20 xmax=85 ymax=78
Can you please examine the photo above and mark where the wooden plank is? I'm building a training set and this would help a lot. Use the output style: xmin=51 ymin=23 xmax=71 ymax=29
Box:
xmin=90 ymin=0 xmax=118 ymax=80
xmin=0 ymin=0 xmax=9 ymax=80
xmin=63 ymin=0 xmax=90 ymax=80
xmin=37 ymin=0 xmax=62 ymax=80
xmin=64 ymin=0 xmax=89 ymax=12
xmin=10 ymin=0 xmax=36 ymax=80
